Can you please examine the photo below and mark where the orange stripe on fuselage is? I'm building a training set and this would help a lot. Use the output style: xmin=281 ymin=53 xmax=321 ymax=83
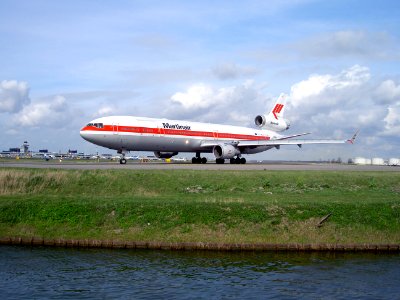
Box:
xmin=81 ymin=125 xmax=270 ymax=141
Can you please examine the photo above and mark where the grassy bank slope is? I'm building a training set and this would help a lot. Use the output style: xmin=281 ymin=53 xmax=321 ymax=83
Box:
xmin=0 ymin=168 xmax=399 ymax=244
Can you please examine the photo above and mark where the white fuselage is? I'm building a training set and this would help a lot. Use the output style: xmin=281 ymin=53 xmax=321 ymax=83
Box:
xmin=80 ymin=116 xmax=281 ymax=155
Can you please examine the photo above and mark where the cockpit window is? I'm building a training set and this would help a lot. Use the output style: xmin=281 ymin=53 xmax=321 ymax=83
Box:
xmin=87 ymin=123 xmax=103 ymax=128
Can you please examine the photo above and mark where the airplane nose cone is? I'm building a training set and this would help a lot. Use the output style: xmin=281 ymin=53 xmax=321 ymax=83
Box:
xmin=80 ymin=129 xmax=89 ymax=141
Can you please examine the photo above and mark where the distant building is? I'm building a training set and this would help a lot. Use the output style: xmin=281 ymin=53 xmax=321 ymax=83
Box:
xmin=372 ymin=158 xmax=385 ymax=165
xmin=354 ymin=157 xmax=367 ymax=165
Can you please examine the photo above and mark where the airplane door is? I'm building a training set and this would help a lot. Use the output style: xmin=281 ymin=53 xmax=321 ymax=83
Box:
xmin=112 ymin=122 xmax=125 ymax=148
xmin=112 ymin=122 xmax=120 ymax=145
xmin=112 ymin=123 xmax=119 ymax=135
xmin=157 ymin=124 xmax=162 ymax=137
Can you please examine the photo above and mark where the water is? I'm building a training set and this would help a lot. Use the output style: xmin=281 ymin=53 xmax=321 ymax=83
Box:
xmin=1 ymin=246 xmax=399 ymax=299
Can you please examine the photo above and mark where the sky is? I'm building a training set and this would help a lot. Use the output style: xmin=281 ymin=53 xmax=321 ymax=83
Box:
xmin=1 ymin=0 xmax=399 ymax=160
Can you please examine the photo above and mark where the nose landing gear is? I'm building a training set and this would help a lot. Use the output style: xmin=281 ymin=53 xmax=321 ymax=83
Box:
xmin=118 ymin=149 xmax=127 ymax=164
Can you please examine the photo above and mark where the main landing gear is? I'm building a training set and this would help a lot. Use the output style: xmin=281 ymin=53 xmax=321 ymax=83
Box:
xmin=215 ymin=157 xmax=246 ymax=164
xmin=203 ymin=156 xmax=246 ymax=165
xmin=216 ymin=158 xmax=225 ymax=164
xmin=192 ymin=152 xmax=207 ymax=164
xmin=230 ymin=156 xmax=246 ymax=164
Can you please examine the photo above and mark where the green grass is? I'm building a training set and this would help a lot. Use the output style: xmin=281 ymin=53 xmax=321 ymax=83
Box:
xmin=0 ymin=168 xmax=399 ymax=244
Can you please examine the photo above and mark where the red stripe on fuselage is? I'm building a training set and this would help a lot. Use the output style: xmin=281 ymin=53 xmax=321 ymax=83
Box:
xmin=81 ymin=125 xmax=270 ymax=141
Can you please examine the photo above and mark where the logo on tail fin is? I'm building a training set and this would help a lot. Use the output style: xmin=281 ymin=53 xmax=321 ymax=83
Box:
xmin=272 ymin=104 xmax=284 ymax=120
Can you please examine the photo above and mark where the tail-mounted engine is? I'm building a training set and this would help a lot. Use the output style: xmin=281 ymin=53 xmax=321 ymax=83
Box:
xmin=254 ymin=114 xmax=290 ymax=132
xmin=255 ymin=93 xmax=290 ymax=132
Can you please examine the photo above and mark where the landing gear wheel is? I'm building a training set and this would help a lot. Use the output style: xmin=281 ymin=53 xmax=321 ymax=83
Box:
xmin=192 ymin=157 xmax=202 ymax=164
xmin=240 ymin=157 xmax=246 ymax=164
xmin=120 ymin=158 xmax=127 ymax=164
xmin=235 ymin=157 xmax=241 ymax=164
xmin=230 ymin=158 xmax=235 ymax=164
xmin=216 ymin=158 xmax=225 ymax=164
xmin=192 ymin=152 xmax=204 ymax=164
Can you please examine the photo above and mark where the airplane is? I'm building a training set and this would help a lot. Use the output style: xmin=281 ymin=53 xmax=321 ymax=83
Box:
xmin=80 ymin=93 xmax=357 ymax=164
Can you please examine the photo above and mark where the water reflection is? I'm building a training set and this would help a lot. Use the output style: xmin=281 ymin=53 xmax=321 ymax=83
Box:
xmin=0 ymin=246 xmax=399 ymax=299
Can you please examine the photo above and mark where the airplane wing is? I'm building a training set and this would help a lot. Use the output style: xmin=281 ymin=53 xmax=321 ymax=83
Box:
xmin=200 ymin=131 xmax=358 ymax=148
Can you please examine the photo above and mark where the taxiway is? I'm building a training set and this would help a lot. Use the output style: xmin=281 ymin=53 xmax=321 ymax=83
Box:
xmin=1 ymin=161 xmax=399 ymax=171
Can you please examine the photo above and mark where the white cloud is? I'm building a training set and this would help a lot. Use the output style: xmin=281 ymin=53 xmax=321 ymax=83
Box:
xmin=228 ymin=111 xmax=250 ymax=123
xmin=171 ymin=84 xmax=215 ymax=110
xmin=166 ymin=80 xmax=265 ymax=124
xmin=93 ymin=106 xmax=116 ymax=117
xmin=170 ymin=80 xmax=262 ymax=112
xmin=358 ymin=109 xmax=381 ymax=125
xmin=13 ymin=95 xmax=69 ymax=127
xmin=284 ymin=65 xmax=400 ymax=158
xmin=383 ymin=104 xmax=400 ymax=135
xmin=290 ymin=65 xmax=370 ymax=108
xmin=375 ymin=80 xmax=400 ymax=104
xmin=0 ymin=80 xmax=30 ymax=113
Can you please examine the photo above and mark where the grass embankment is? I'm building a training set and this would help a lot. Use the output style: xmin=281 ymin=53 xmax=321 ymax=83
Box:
xmin=0 ymin=168 xmax=399 ymax=244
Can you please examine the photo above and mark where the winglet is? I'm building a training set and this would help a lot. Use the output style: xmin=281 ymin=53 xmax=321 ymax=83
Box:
xmin=347 ymin=130 xmax=359 ymax=144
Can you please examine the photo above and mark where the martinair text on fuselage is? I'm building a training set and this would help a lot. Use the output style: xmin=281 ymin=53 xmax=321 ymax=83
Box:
xmin=162 ymin=123 xmax=191 ymax=130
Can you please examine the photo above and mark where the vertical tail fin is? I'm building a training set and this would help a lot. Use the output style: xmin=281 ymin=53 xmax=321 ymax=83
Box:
xmin=268 ymin=93 xmax=287 ymax=120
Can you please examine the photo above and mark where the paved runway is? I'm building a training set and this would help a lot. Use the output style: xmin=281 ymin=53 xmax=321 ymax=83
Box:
xmin=1 ymin=161 xmax=399 ymax=171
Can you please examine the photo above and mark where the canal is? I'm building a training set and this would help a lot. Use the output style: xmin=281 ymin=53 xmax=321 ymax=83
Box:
xmin=1 ymin=246 xmax=399 ymax=299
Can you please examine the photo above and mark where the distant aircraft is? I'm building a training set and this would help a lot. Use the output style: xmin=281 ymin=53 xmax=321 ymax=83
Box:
xmin=80 ymin=94 xmax=357 ymax=164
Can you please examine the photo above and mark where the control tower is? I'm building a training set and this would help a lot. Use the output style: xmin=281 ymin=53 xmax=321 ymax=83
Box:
xmin=21 ymin=141 xmax=29 ymax=154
